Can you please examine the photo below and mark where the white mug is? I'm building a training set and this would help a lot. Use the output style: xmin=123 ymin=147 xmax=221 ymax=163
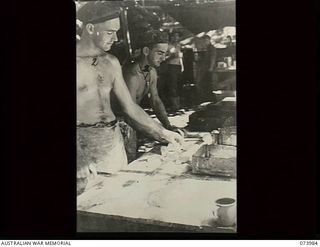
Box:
xmin=213 ymin=198 xmax=236 ymax=227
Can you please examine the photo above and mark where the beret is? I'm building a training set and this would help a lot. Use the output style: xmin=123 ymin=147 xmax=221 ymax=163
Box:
xmin=77 ymin=1 xmax=121 ymax=25
xmin=137 ymin=30 xmax=169 ymax=48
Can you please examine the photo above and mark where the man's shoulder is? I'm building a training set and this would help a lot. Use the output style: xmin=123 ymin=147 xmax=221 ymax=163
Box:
xmin=76 ymin=56 xmax=87 ymax=65
xmin=123 ymin=60 xmax=135 ymax=70
xmin=101 ymin=53 xmax=121 ymax=68
xmin=123 ymin=62 xmax=140 ymax=77
xmin=149 ymin=67 xmax=158 ymax=80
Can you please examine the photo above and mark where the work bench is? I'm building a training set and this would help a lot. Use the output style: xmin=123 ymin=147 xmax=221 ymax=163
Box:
xmin=77 ymin=125 xmax=236 ymax=232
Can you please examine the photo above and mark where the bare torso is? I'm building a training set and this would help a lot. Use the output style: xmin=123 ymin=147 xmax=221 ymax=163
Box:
xmin=123 ymin=63 xmax=157 ymax=104
xmin=77 ymin=55 xmax=116 ymax=124
xmin=167 ymin=43 xmax=182 ymax=65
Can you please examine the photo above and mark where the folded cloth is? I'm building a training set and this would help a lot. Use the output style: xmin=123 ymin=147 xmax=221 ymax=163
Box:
xmin=119 ymin=120 xmax=137 ymax=163
xmin=77 ymin=122 xmax=127 ymax=175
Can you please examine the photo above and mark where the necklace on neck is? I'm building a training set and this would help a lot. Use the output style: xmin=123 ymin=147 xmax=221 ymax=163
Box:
xmin=138 ymin=64 xmax=151 ymax=98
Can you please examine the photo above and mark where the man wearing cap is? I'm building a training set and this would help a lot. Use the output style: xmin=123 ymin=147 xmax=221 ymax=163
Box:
xmin=119 ymin=30 xmax=178 ymax=162
xmin=76 ymin=1 xmax=183 ymax=195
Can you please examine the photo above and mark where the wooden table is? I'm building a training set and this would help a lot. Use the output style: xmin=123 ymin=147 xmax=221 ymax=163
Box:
xmin=77 ymin=138 xmax=237 ymax=233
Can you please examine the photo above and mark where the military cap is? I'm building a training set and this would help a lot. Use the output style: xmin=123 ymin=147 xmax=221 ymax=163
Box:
xmin=77 ymin=1 xmax=121 ymax=25
xmin=137 ymin=30 xmax=169 ymax=48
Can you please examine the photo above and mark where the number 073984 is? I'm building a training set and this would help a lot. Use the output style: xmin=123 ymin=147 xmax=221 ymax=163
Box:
xmin=299 ymin=241 xmax=318 ymax=245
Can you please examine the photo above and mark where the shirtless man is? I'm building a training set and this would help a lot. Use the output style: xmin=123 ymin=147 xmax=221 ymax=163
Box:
xmin=123 ymin=31 xmax=173 ymax=129
xmin=76 ymin=2 xmax=183 ymax=194
xmin=120 ymin=30 xmax=177 ymax=161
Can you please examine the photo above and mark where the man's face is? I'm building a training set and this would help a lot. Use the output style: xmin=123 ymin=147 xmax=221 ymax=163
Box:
xmin=91 ymin=17 xmax=120 ymax=52
xmin=147 ymin=43 xmax=168 ymax=68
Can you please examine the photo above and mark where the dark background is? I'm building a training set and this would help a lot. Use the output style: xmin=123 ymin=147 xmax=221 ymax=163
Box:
xmin=0 ymin=0 xmax=318 ymax=239
xmin=160 ymin=1 xmax=235 ymax=33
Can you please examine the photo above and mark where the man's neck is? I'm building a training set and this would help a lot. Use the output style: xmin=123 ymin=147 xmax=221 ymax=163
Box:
xmin=77 ymin=39 xmax=105 ymax=58
xmin=138 ymin=57 xmax=151 ymax=72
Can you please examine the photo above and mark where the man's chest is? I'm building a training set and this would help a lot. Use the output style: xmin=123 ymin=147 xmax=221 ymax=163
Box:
xmin=136 ymin=73 xmax=151 ymax=99
xmin=77 ymin=61 xmax=113 ymax=95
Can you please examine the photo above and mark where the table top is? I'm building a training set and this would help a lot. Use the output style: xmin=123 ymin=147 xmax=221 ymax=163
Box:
xmin=77 ymin=138 xmax=237 ymax=232
xmin=215 ymin=67 xmax=236 ymax=72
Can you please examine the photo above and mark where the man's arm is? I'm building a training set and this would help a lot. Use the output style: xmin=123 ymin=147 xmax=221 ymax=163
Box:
xmin=108 ymin=56 xmax=183 ymax=145
xmin=148 ymin=70 xmax=172 ymax=129
xmin=123 ymin=69 xmax=138 ymax=104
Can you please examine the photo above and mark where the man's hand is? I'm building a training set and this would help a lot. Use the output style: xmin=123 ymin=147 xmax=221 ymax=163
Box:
xmin=162 ymin=129 xmax=184 ymax=148
xmin=167 ymin=125 xmax=186 ymax=138
xmin=166 ymin=124 xmax=178 ymax=131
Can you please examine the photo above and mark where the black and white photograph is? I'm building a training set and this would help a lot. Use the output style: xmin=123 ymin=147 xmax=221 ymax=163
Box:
xmin=0 ymin=0 xmax=318 ymax=241
xmin=76 ymin=0 xmax=237 ymax=232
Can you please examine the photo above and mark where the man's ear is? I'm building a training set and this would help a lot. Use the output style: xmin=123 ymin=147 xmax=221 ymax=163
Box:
xmin=86 ymin=23 xmax=95 ymax=35
xmin=142 ymin=47 xmax=150 ymax=56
